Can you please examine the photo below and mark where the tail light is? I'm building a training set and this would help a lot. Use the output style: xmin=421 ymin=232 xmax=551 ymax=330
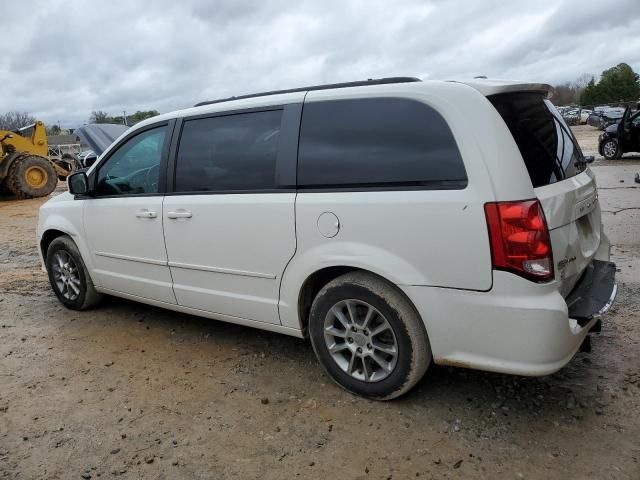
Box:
xmin=484 ymin=199 xmax=554 ymax=282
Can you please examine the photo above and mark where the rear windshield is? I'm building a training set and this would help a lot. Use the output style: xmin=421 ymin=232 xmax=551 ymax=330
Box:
xmin=489 ymin=92 xmax=585 ymax=187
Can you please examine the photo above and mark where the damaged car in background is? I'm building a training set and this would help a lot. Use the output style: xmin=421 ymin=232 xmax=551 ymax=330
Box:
xmin=599 ymin=106 xmax=640 ymax=159
xmin=74 ymin=123 xmax=129 ymax=168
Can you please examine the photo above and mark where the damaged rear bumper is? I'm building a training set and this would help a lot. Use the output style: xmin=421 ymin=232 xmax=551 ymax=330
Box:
xmin=566 ymin=260 xmax=617 ymax=326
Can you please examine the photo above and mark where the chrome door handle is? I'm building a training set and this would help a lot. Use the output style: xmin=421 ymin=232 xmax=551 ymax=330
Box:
xmin=135 ymin=210 xmax=157 ymax=219
xmin=166 ymin=210 xmax=192 ymax=219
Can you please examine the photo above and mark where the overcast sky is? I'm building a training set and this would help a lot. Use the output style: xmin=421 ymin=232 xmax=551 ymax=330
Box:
xmin=2 ymin=0 xmax=639 ymax=127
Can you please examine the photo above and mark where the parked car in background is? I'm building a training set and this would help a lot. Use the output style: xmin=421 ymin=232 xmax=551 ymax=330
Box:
xmin=74 ymin=124 xmax=129 ymax=169
xmin=579 ymin=109 xmax=592 ymax=124
xmin=587 ymin=111 xmax=603 ymax=128
xmin=561 ymin=109 xmax=579 ymax=126
xmin=37 ymin=78 xmax=616 ymax=399
xmin=557 ymin=106 xmax=591 ymax=126
xmin=77 ymin=150 xmax=97 ymax=168
xmin=587 ymin=108 xmax=626 ymax=129
xmin=599 ymin=107 xmax=640 ymax=159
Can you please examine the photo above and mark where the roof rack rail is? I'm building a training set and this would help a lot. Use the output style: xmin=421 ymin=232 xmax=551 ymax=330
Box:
xmin=194 ymin=76 xmax=421 ymax=107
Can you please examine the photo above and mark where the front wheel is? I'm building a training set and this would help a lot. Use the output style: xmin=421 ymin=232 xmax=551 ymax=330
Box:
xmin=46 ymin=236 xmax=102 ymax=310
xmin=7 ymin=155 xmax=58 ymax=198
xmin=601 ymin=139 xmax=622 ymax=160
xmin=309 ymin=271 xmax=431 ymax=400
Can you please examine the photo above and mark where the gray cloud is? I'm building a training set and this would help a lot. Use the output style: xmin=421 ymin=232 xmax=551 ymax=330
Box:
xmin=2 ymin=0 xmax=639 ymax=127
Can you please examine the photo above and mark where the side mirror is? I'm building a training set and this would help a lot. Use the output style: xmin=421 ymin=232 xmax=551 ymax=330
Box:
xmin=584 ymin=155 xmax=595 ymax=164
xmin=68 ymin=171 xmax=89 ymax=195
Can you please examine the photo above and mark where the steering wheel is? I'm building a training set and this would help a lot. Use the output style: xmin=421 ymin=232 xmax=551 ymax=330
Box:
xmin=144 ymin=164 xmax=160 ymax=192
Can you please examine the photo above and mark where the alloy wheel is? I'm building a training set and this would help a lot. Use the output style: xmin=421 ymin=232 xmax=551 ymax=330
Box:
xmin=52 ymin=251 xmax=81 ymax=301
xmin=323 ymin=299 xmax=398 ymax=382
xmin=603 ymin=140 xmax=617 ymax=158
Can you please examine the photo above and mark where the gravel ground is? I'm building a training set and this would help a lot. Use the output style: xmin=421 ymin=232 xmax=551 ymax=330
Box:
xmin=0 ymin=126 xmax=639 ymax=479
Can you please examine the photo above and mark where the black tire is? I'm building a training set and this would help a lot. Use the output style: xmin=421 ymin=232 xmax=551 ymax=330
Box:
xmin=7 ymin=155 xmax=57 ymax=198
xmin=45 ymin=236 xmax=103 ymax=310
xmin=309 ymin=271 xmax=431 ymax=400
xmin=0 ymin=180 xmax=12 ymax=196
xmin=601 ymin=139 xmax=621 ymax=160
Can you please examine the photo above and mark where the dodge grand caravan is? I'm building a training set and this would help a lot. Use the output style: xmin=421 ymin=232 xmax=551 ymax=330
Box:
xmin=38 ymin=77 xmax=617 ymax=399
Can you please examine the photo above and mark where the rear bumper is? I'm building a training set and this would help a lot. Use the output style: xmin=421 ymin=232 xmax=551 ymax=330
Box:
xmin=402 ymin=266 xmax=616 ymax=377
xmin=566 ymin=260 xmax=617 ymax=325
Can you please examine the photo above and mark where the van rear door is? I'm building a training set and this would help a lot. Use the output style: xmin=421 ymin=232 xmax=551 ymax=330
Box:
xmin=489 ymin=92 xmax=607 ymax=296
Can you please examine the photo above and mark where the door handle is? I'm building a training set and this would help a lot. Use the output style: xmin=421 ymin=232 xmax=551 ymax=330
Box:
xmin=135 ymin=210 xmax=157 ymax=219
xmin=166 ymin=210 xmax=192 ymax=219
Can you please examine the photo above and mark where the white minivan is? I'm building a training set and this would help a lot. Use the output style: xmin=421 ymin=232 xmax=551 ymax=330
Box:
xmin=38 ymin=77 xmax=617 ymax=399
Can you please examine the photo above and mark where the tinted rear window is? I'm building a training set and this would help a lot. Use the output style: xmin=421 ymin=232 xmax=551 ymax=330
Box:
xmin=297 ymin=97 xmax=467 ymax=189
xmin=489 ymin=93 xmax=585 ymax=188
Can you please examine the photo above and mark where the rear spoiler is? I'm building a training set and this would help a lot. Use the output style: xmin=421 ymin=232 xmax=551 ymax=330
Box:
xmin=448 ymin=79 xmax=553 ymax=97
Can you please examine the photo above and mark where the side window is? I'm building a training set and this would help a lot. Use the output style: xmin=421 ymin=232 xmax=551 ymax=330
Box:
xmin=632 ymin=114 xmax=640 ymax=127
xmin=95 ymin=126 xmax=167 ymax=196
xmin=297 ymin=97 xmax=467 ymax=188
xmin=175 ymin=110 xmax=282 ymax=192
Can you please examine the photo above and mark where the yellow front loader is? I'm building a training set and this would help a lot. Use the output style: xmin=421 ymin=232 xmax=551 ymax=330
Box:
xmin=0 ymin=121 xmax=74 ymax=198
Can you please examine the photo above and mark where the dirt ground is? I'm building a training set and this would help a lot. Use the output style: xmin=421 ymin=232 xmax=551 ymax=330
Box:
xmin=1 ymin=126 xmax=639 ymax=479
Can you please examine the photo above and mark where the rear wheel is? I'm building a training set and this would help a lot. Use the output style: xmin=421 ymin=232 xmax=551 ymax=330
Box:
xmin=309 ymin=271 xmax=431 ymax=400
xmin=602 ymin=139 xmax=622 ymax=160
xmin=7 ymin=155 xmax=57 ymax=198
xmin=46 ymin=236 xmax=102 ymax=310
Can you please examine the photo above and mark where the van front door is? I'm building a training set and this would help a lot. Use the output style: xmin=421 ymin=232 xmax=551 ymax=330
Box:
xmin=84 ymin=123 xmax=177 ymax=304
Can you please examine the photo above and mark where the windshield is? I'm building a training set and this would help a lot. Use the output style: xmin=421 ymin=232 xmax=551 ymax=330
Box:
xmin=489 ymin=92 xmax=585 ymax=188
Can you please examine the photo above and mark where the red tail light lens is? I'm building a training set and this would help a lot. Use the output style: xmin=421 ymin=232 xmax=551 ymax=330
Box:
xmin=484 ymin=199 xmax=554 ymax=282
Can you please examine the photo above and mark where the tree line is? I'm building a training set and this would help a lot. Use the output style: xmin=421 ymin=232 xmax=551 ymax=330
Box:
xmin=1 ymin=109 xmax=160 ymax=135
xmin=89 ymin=110 xmax=160 ymax=126
xmin=553 ymin=62 xmax=640 ymax=107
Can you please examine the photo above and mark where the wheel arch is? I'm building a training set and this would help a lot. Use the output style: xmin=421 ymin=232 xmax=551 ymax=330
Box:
xmin=295 ymin=265 xmax=426 ymax=340
xmin=40 ymin=228 xmax=69 ymax=259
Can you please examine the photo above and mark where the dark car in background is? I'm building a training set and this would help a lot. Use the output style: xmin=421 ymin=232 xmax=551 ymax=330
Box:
xmin=598 ymin=107 xmax=640 ymax=159
xmin=588 ymin=108 xmax=626 ymax=130
xmin=74 ymin=124 xmax=129 ymax=168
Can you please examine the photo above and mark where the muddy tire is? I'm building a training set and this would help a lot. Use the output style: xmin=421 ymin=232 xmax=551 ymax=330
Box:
xmin=46 ymin=236 xmax=103 ymax=310
xmin=7 ymin=155 xmax=57 ymax=198
xmin=309 ymin=271 xmax=431 ymax=400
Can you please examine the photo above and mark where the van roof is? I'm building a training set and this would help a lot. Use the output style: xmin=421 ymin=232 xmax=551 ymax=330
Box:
xmin=194 ymin=77 xmax=422 ymax=107
xmin=194 ymin=77 xmax=553 ymax=108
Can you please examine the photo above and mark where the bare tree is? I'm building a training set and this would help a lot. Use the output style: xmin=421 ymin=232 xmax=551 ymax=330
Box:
xmin=90 ymin=110 xmax=110 ymax=124
xmin=573 ymin=73 xmax=596 ymax=91
xmin=0 ymin=111 xmax=37 ymax=131
xmin=47 ymin=124 xmax=62 ymax=135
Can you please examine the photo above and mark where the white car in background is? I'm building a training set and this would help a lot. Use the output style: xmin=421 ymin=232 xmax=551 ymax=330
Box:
xmin=37 ymin=77 xmax=617 ymax=399
xmin=580 ymin=109 xmax=592 ymax=124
